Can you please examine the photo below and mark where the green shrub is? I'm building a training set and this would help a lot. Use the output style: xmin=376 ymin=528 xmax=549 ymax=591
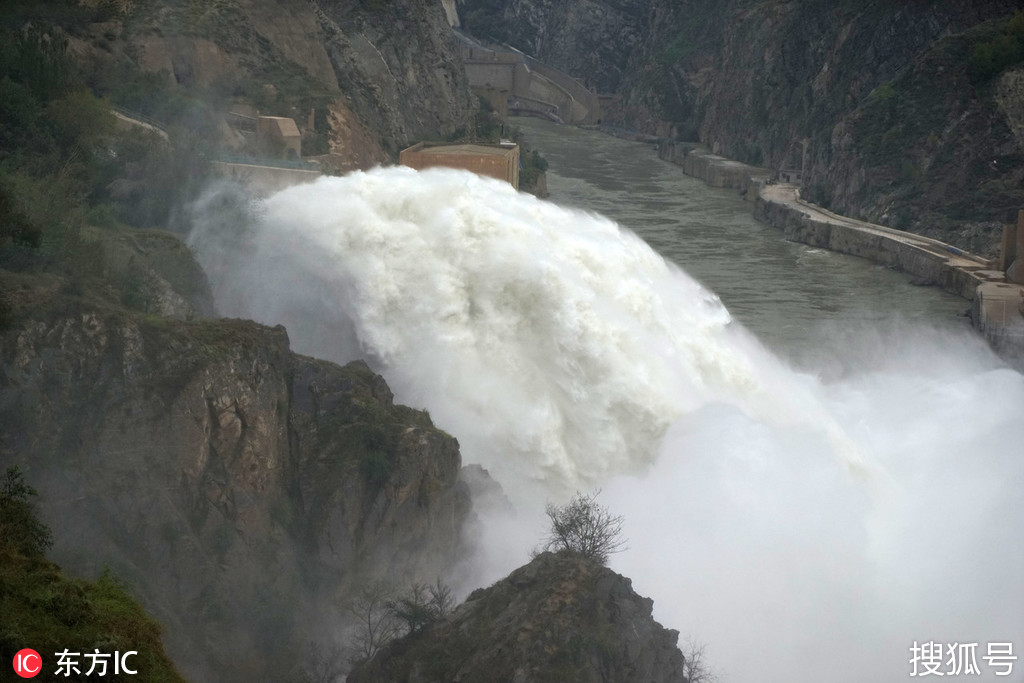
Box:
xmin=658 ymin=33 xmax=697 ymax=66
xmin=968 ymin=11 xmax=1024 ymax=83
xmin=0 ymin=466 xmax=53 ymax=557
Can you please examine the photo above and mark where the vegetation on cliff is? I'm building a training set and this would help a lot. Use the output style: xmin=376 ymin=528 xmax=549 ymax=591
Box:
xmin=970 ymin=11 xmax=1024 ymax=83
xmin=0 ymin=2 xmax=218 ymax=242
xmin=0 ymin=467 xmax=185 ymax=683
xmin=541 ymin=490 xmax=626 ymax=565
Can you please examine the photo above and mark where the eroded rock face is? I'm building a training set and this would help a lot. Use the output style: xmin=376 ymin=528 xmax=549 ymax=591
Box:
xmin=348 ymin=551 xmax=685 ymax=683
xmin=314 ymin=0 xmax=477 ymax=156
xmin=0 ymin=292 xmax=469 ymax=681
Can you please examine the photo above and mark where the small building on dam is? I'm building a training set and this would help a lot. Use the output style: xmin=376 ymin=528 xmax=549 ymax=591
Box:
xmin=399 ymin=142 xmax=520 ymax=190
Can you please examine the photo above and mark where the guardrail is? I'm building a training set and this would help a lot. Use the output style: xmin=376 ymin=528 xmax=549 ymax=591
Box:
xmin=111 ymin=106 xmax=169 ymax=135
xmin=226 ymin=111 xmax=258 ymax=132
xmin=792 ymin=191 xmax=992 ymax=267
xmin=214 ymin=154 xmax=319 ymax=171
xmin=509 ymin=96 xmax=563 ymax=123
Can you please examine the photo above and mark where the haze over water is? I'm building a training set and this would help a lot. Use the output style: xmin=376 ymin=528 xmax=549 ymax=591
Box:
xmin=191 ymin=122 xmax=1024 ymax=683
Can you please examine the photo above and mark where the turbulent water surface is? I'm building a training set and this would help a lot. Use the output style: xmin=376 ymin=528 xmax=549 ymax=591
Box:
xmin=191 ymin=122 xmax=1023 ymax=683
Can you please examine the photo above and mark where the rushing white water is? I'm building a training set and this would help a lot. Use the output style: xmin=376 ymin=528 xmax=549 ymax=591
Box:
xmin=190 ymin=167 xmax=1024 ymax=683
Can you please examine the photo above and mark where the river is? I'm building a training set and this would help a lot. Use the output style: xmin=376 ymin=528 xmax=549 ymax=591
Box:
xmin=514 ymin=117 xmax=968 ymax=360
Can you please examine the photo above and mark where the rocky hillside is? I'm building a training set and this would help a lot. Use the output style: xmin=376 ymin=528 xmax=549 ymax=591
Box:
xmin=68 ymin=0 xmax=476 ymax=170
xmin=457 ymin=0 xmax=1024 ymax=254
xmin=0 ymin=254 xmax=470 ymax=681
xmin=348 ymin=551 xmax=685 ymax=683
xmin=0 ymin=4 xmax=490 ymax=679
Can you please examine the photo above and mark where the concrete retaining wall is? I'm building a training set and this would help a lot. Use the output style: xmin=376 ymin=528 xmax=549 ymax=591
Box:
xmin=657 ymin=141 xmax=766 ymax=195
xmin=656 ymin=137 xmax=1024 ymax=361
xmin=753 ymin=195 xmax=988 ymax=300
xmin=210 ymin=161 xmax=320 ymax=195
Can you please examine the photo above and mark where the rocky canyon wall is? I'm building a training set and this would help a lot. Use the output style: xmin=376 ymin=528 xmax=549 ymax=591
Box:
xmin=457 ymin=0 xmax=1024 ymax=254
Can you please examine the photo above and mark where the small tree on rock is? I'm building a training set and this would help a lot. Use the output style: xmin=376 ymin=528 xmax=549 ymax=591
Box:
xmin=390 ymin=579 xmax=454 ymax=635
xmin=682 ymin=638 xmax=719 ymax=683
xmin=347 ymin=581 xmax=403 ymax=663
xmin=347 ymin=578 xmax=455 ymax=666
xmin=542 ymin=490 xmax=626 ymax=565
xmin=1 ymin=465 xmax=53 ymax=557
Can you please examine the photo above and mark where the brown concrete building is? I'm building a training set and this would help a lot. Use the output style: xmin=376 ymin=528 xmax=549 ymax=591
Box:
xmin=399 ymin=142 xmax=520 ymax=189
xmin=257 ymin=115 xmax=302 ymax=160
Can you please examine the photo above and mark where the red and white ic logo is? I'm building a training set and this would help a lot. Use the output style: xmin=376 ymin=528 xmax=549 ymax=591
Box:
xmin=13 ymin=649 xmax=42 ymax=678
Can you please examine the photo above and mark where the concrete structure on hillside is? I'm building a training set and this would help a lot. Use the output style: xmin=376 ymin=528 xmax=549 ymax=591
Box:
xmin=456 ymin=33 xmax=600 ymax=125
xmin=1002 ymin=209 xmax=1024 ymax=285
xmin=257 ymin=116 xmax=302 ymax=159
xmin=973 ymin=281 xmax=1024 ymax=359
xmin=400 ymin=142 xmax=520 ymax=189
xmin=210 ymin=159 xmax=320 ymax=195
xmin=979 ymin=208 xmax=1024 ymax=358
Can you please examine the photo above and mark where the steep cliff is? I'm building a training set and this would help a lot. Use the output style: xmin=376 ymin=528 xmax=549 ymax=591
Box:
xmin=457 ymin=0 xmax=1024 ymax=254
xmin=348 ymin=550 xmax=686 ymax=683
xmin=0 ymin=265 xmax=470 ymax=681
xmin=817 ymin=19 xmax=1024 ymax=255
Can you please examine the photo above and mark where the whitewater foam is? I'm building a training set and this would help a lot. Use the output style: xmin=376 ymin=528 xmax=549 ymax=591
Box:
xmin=193 ymin=167 xmax=862 ymax=491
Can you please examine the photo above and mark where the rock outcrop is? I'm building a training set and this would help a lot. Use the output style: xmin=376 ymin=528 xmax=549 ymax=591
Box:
xmin=457 ymin=0 xmax=1024 ymax=254
xmin=0 ymin=266 xmax=470 ymax=681
xmin=348 ymin=551 xmax=685 ymax=683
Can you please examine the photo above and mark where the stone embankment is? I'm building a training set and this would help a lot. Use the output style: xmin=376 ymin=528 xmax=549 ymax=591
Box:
xmin=657 ymin=141 xmax=767 ymax=196
xmin=657 ymin=141 xmax=1024 ymax=359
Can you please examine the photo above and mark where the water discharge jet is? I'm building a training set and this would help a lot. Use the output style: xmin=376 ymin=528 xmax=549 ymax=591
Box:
xmin=190 ymin=167 xmax=1023 ymax=683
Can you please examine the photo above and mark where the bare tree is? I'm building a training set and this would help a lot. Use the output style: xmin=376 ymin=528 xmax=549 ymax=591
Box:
xmin=682 ymin=638 xmax=720 ymax=683
xmin=542 ymin=489 xmax=626 ymax=565
xmin=390 ymin=579 xmax=455 ymax=634
xmin=347 ymin=577 xmax=455 ymax=665
xmin=347 ymin=580 xmax=403 ymax=663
